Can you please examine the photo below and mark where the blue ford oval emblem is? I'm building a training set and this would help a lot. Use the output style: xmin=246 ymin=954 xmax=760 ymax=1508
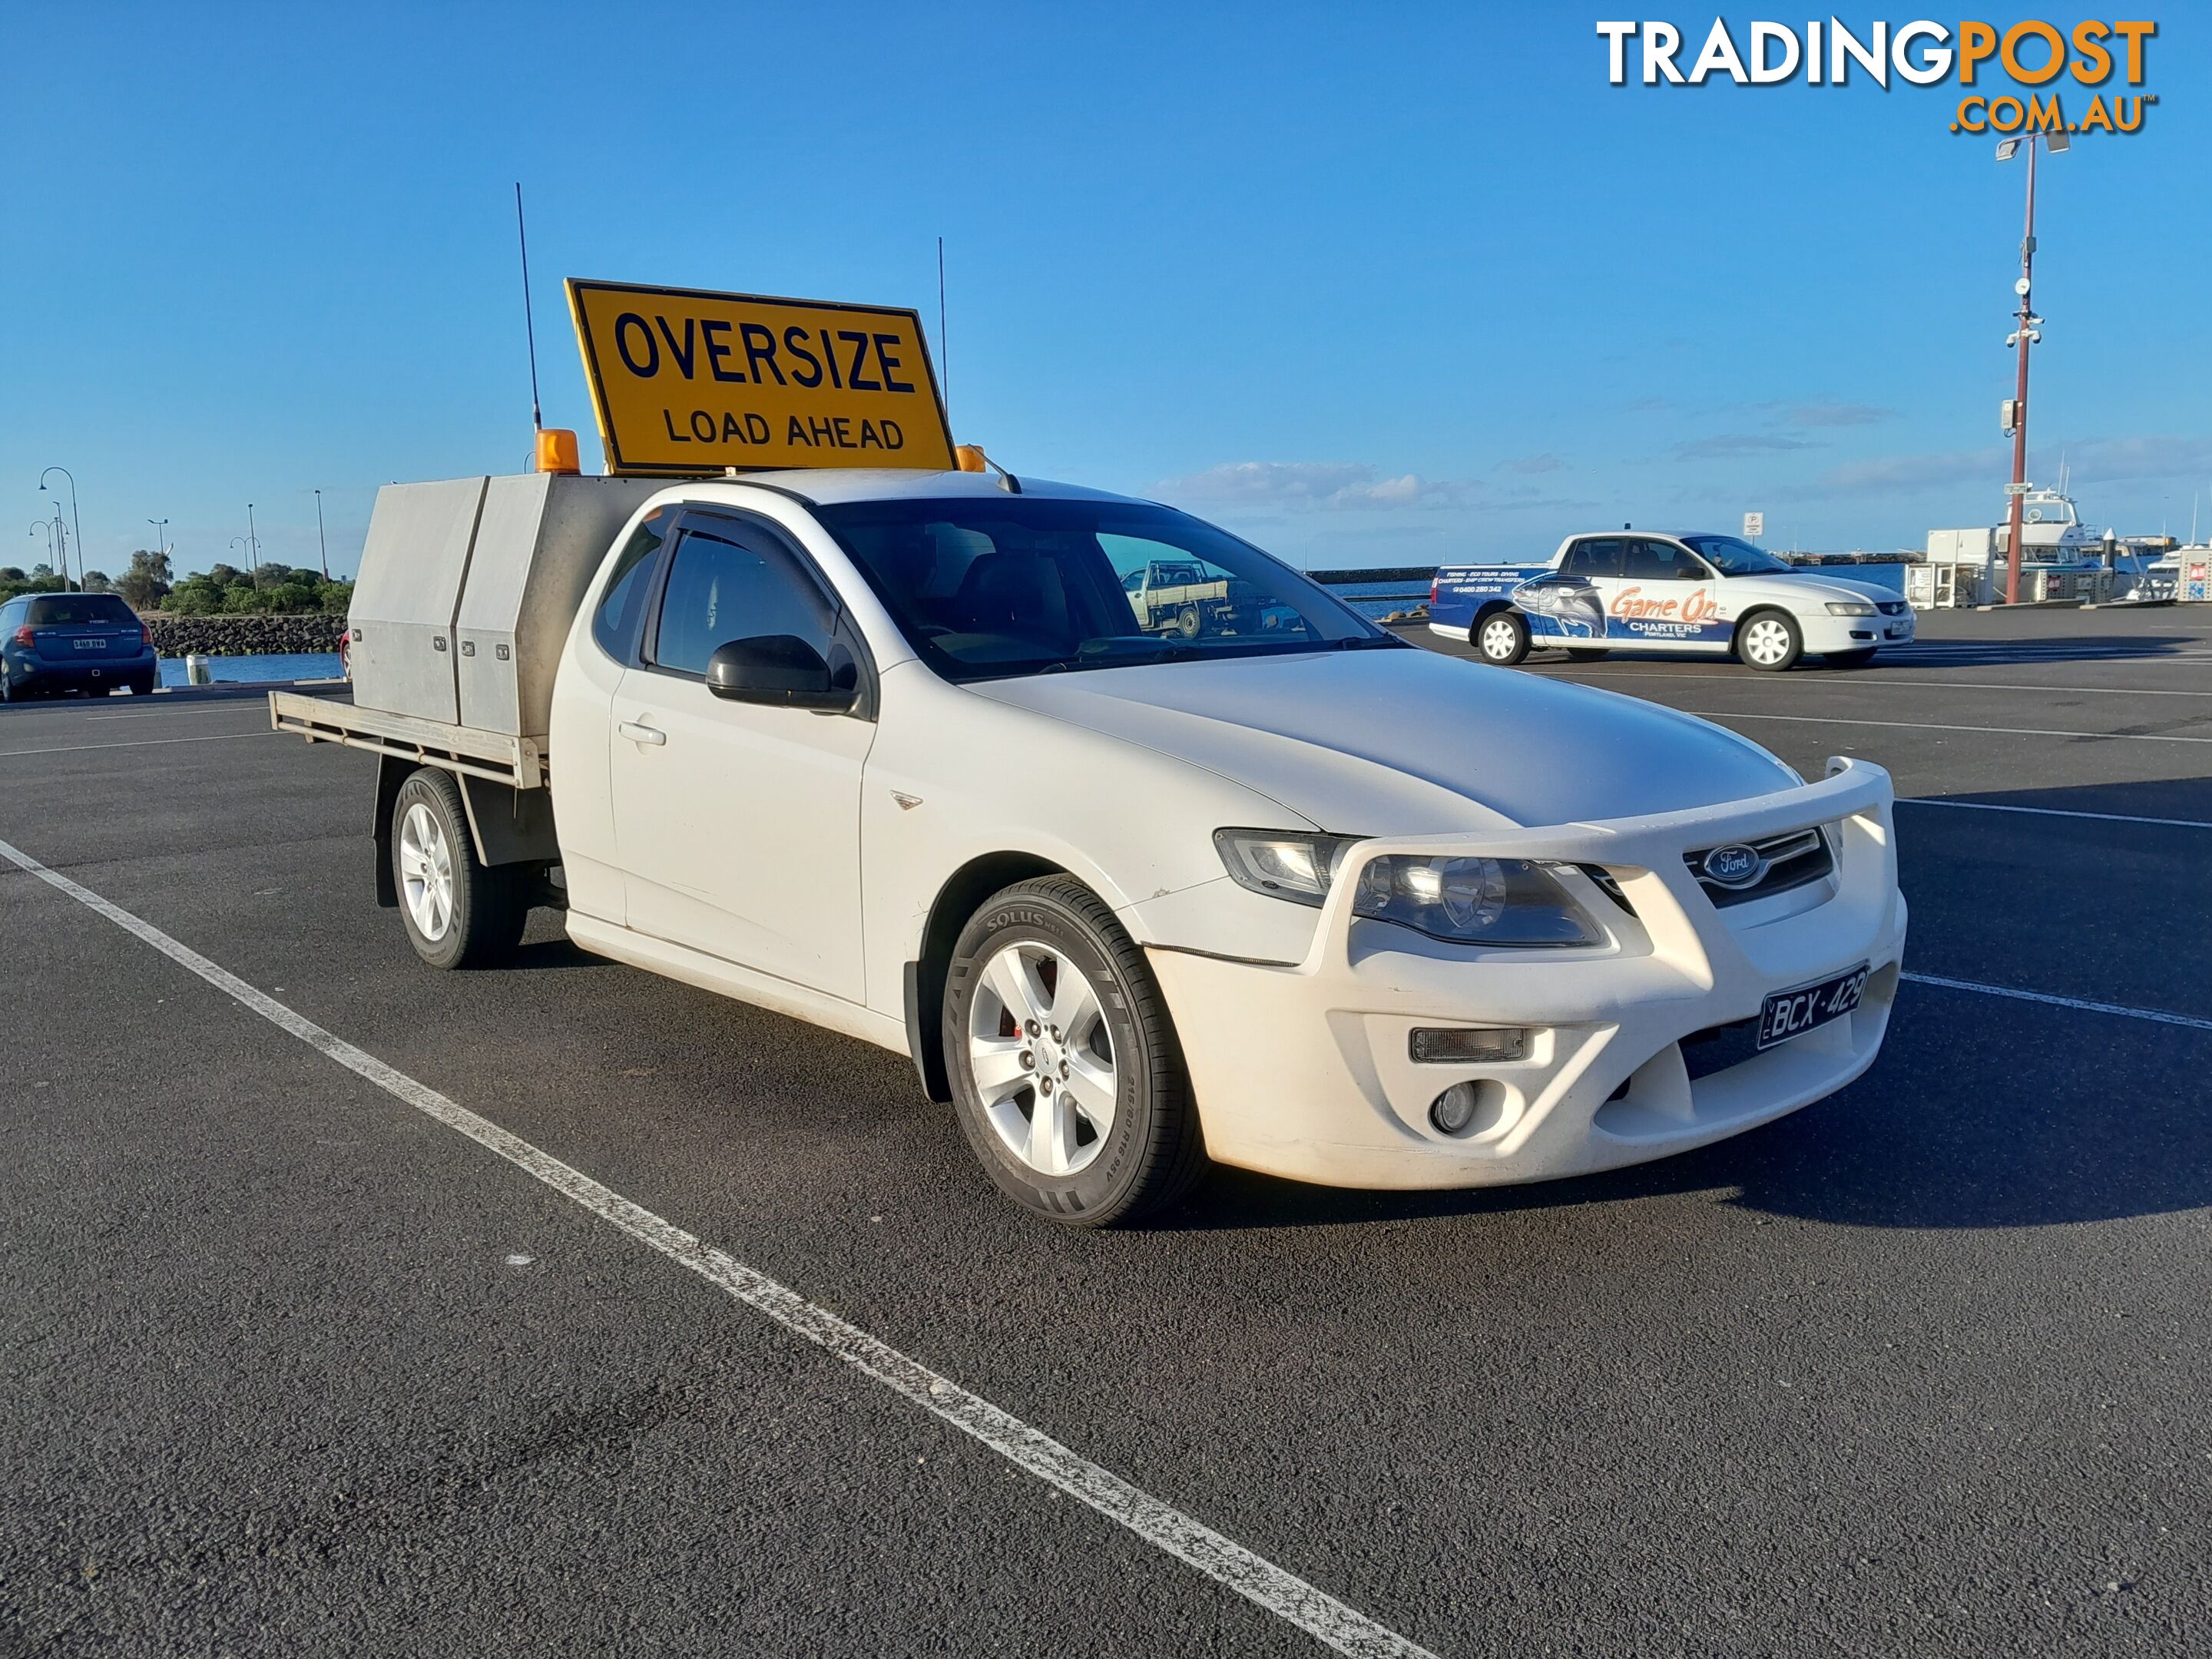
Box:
xmin=1702 ymin=843 xmax=1765 ymax=888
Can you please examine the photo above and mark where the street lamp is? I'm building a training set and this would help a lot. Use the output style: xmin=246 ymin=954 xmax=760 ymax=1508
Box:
xmin=247 ymin=502 xmax=261 ymax=584
xmin=1995 ymin=127 xmax=2068 ymax=605
xmin=147 ymin=518 xmax=169 ymax=561
xmin=313 ymin=488 xmax=329 ymax=581
xmin=37 ymin=465 xmax=83 ymax=592
xmin=28 ymin=520 xmax=58 ymax=571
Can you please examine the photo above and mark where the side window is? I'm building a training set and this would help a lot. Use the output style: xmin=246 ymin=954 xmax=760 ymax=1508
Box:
xmin=1624 ymin=538 xmax=1700 ymax=581
xmin=648 ymin=524 xmax=834 ymax=677
xmin=1563 ymin=538 xmax=1623 ymax=578
xmin=592 ymin=511 xmax=669 ymax=661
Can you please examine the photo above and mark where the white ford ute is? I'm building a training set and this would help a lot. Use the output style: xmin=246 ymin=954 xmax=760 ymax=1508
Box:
xmin=290 ymin=468 xmax=1907 ymax=1227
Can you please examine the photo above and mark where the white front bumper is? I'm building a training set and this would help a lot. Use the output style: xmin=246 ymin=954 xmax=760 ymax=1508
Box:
xmin=1145 ymin=759 xmax=1906 ymax=1190
xmin=1799 ymin=606 xmax=1916 ymax=654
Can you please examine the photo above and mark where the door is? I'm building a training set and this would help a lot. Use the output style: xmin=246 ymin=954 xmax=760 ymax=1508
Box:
xmin=609 ymin=513 xmax=875 ymax=1002
xmin=1600 ymin=538 xmax=1731 ymax=652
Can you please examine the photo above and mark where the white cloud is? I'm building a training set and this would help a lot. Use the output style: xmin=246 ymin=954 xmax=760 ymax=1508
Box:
xmin=1796 ymin=447 xmax=1999 ymax=495
xmin=1673 ymin=432 xmax=1820 ymax=460
xmin=1155 ymin=461 xmax=1479 ymax=511
xmin=1777 ymin=399 xmax=1895 ymax=429
xmin=2061 ymin=435 xmax=2212 ymax=485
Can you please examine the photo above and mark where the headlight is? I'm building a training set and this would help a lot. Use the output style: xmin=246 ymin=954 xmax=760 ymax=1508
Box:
xmin=1212 ymin=829 xmax=1359 ymax=906
xmin=1825 ymin=600 xmax=1877 ymax=617
xmin=1352 ymin=854 xmax=1602 ymax=947
xmin=1214 ymin=830 xmax=1604 ymax=948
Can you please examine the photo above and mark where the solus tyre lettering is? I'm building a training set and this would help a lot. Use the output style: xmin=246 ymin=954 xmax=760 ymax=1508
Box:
xmin=942 ymin=876 xmax=1207 ymax=1228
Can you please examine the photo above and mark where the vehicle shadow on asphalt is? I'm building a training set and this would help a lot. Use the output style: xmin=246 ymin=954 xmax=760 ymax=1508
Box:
xmin=1390 ymin=618 xmax=2207 ymax=671
xmin=1158 ymin=777 xmax=2212 ymax=1236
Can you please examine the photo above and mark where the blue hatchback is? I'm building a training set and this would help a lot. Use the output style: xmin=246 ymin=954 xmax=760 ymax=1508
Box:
xmin=0 ymin=591 xmax=160 ymax=700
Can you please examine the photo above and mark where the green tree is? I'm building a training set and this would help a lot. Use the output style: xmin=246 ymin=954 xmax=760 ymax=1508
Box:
xmin=114 ymin=549 xmax=174 ymax=611
xmin=284 ymin=567 xmax=324 ymax=589
xmin=206 ymin=562 xmax=243 ymax=587
xmin=0 ymin=567 xmax=24 ymax=583
xmin=81 ymin=570 xmax=113 ymax=592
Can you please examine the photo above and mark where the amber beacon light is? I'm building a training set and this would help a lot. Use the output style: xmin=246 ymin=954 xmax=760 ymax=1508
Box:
xmin=535 ymin=428 xmax=581 ymax=475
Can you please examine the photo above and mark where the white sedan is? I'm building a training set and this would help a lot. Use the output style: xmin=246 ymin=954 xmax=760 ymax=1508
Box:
xmin=1432 ymin=531 xmax=1917 ymax=669
xmin=536 ymin=472 xmax=1907 ymax=1226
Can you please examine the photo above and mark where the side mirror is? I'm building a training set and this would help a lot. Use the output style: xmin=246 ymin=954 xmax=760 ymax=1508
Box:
xmin=705 ymin=635 xmax=853 ymax=711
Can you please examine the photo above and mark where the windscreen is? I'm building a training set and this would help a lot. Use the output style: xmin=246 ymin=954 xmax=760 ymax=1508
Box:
xmin=25 ymin=594 xmax=138 ymax=625
xmin=1678 ymin=535 xmax=1792 ymax=575
xmin=811 ymin=497 xmax=1396 ymax=682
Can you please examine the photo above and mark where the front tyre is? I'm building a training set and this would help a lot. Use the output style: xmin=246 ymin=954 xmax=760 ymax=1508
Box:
xmin=944 ymin=876 xmax=1207 ymax=1227
xmin=1473 ymin=609 xmax=1531 ymax=666
xmin=390 ymin=767 xmax=527 ymax=969
xmin=1737 ymin=610 xmax=1803 ymax=671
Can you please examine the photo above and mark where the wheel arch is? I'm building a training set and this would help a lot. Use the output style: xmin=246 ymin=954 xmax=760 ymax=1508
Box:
xmin=1730 ymin=603 xmax=1794 ymax=648
xmin=906 ymin=850 xmax=1071 ymax=1102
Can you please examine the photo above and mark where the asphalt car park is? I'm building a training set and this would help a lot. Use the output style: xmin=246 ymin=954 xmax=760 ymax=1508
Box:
xmin=4 ymin=604 xmax=2210 ymax=1657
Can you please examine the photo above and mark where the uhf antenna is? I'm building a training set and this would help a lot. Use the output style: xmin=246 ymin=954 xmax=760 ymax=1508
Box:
xmin=515 ymin=182 xmax=543 ymax=432
xmin=936 ymin=235 xmax=949 ymax=420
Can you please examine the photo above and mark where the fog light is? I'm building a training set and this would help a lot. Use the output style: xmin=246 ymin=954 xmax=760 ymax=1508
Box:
xmin=1409 ymin=1026 xmax=1526 ymax=1064
xmin=1429 ymin=1083 xmax=1481 ymax=1134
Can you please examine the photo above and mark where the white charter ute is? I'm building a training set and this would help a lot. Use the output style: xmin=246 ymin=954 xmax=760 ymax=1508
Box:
xmin=273 ymin=284 xmax=1906 ymax=1226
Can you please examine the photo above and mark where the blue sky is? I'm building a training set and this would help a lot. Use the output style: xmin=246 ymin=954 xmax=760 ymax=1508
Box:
xmin=3 ymin=5 xmax=2205 ymax=578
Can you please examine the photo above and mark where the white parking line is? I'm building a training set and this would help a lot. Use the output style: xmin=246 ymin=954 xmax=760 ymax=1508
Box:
xmin=1898 ymin=799 xmax=2212 ymax=830
xmin=0 ymin=834 xmax=1436 ymax=1659
xmin=1683 ymin=710 xmax=2212 ymax=746
xmin=1902 ymin=971 xmax=2212 ymax=1033
xmin=1533 ymin=668 xmax=2212 ymax=699
xmin=86 ymin=704 xmax=273 ymax=720
xmin=0 ymin=732 xmax=265 ymax=758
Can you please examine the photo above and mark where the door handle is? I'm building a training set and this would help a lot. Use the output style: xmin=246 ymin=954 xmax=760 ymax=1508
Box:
xmin=618 ymin=720 xmax=667 ymax=747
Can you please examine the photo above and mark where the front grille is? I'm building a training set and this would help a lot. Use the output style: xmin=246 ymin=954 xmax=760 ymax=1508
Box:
xmin=1684 ymin=826 xmax=1836 ymax=909
xmin=1876 ymin=600 xmax=1909 ymax=615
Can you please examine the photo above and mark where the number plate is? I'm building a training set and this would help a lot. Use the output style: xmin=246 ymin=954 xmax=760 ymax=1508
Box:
xmin=72 ymin=638 xmax=101 ymax=650
xmin=1757 ymin=963 xmax=1869 ymax=1049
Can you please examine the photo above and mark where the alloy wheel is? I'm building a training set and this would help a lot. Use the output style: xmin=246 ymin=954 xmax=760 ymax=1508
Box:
xmin=397 ymin=801 xmax=455 ymax=942
xmin=966 ymin=941 xmax=1118 ymax=1177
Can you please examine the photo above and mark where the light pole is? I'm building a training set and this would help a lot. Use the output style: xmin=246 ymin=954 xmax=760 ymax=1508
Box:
xmin=1995 ymin=128 xmax=2068 ymax=605
xmin=313 ymin=489 xmax=329 ymax=581
xmin=28 ymin=520 xmax=58 ymax=573
xmin=247 ymin=502 xmax=261 ymax=584
xmin=37 ymin=465 xmax=83 ymax=592
xmin=147 ymin=518 xmax=169 ymax=563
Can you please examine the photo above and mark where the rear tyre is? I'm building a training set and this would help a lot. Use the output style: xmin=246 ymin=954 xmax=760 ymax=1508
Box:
xmin=1823 ymin=647 xmax=1877 ymax=669
xmin=944 ymin=876 xmax=1208 ymax=1228
xmin=1564 ymin=647 xmax=1610 ymax=663
xmin=129 ymin=673 xmax=157 ymax=696
xmin=1737 ymin=610 xmax=1803 ymax=671
xmin=390 ymin=767 xmax=527 ymax=969
xmin=1172 ymin=604 xmax=1202 ymax=641
xmin=1473 ymin=609 xmax=1531 ymax=666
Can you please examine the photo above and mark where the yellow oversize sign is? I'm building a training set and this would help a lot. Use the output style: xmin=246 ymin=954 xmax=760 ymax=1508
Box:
xmin=566 ymin=280 xmax=955 ymax=475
